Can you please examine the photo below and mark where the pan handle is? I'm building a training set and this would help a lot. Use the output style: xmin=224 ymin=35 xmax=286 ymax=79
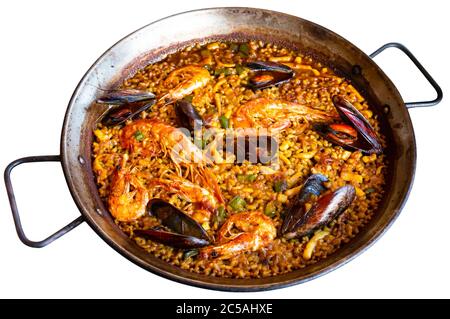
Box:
xmin=370 ymin=42 xmax=443 ymax=108
xmin=4 ymin=155 xmax=85 ymax=248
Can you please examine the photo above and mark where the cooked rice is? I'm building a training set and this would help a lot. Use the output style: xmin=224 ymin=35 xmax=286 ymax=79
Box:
xmin=92 ymin=41 xmax=386 ymax=278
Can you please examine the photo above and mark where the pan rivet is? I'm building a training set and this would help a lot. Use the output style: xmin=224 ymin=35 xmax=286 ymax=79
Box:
xmin=383 ymin=104 xmax=390 ymax=114
xmin=78 ymin=155 xmax=85 ymax=165
xmin=96 ymin=208 xmax=103 ymax=216
xmin=352 ymin=65 xmax=362 ymax=75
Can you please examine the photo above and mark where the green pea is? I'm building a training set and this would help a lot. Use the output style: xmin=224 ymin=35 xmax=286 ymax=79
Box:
xmin=134 ymin=130 xmax=144 ymax=141
xmin=229 ymin=196 xmax=246 ymax=212
xmin=264 ymin=202 xmax=277 ymax=217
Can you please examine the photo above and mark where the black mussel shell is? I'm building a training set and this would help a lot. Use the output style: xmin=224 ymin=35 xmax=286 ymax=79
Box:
xmin=331 ymin=96 xmax=383 ymax=154
xmin=248 ymin=73 xmax=293 ymax=90
xmin=147 ymin=199 xmax=211 ymax=241
xmin=283 ymin=185 xmax=356 ymax=239
xmin=298 ymin=174 xmax=329 ymax=202
xmin=313 ymin=122 xmax=373 ymax=153
xmin=101 ymin=100 xmax=155 ymax=126
xmin=245 ymin=61 xmax=293 ymax=73
xmin=281 ymin=174 xmax=328 ymax=235
xmin=97 ymin=89 xmax=156 ymax=105
xmin=174 ymin=100 xmax=204 ymax=132
xmin=134 ymin=229 xmax=209 ymax=249
xmin=134 ymin=199 xmax=211 ymax=249
xmin=245 ymin=61 xmax=294 ymax=90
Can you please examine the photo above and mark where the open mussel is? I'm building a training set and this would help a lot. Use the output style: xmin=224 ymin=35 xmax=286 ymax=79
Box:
xmin=289 ymin=185 xmax=356 ymax=238
xmin=134 ymin=199 xmax=211 ymax=249
xmin=314 ymin=96 xmax=382 ymax=154
xmin=100 ymin=100 xmax=156 ymax=126
xmin=245 ymin=61 xmax=294 ymax=90
xmin=135 ymin=228 xmax=209 ymax=249
xmin=97 ymin=89 xmax=156 ymax=105
xmin=174 ymin=100 xmax=204 ymax=132
xmin=97 ymin=89 xmax=156 ymax=126
xmin=281 ymin=174 xmax=328 ymax=235
xmin=246 ymin=61 xmax=293 ymax=73
xmin=281 ymin=174 xmax=356 ymax=239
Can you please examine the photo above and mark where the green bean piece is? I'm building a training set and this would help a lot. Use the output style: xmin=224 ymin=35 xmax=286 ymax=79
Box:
xmin=239 ymin=43 xmax=249 ymax=56
xmin=236 ymin=64 xmax=246 ymax=75
xmin=273 ymin=179 xmax=287 ymax=193
xmin=230 ymin=43 xmax=239 ymax=52
xmin=219 ymin=115 xmax=229 ymax=129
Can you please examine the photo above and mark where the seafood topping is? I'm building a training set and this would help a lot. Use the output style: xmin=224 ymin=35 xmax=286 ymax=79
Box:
xmin=134 ymin=228 xmax=209 ymax=249
xmin=147 ymin=176 xmax=220 ymax=223
xmin=97 ymin=89 xmax=156 ymax=105
xmin=174 ymin=100 xmax=204 ymax=132
xmin=246 ymin=61 xmax=293 ymax=73
xmin=199 ymin=211 xmax=276 ymax=259
xmin=333 ymin=96 xmax=382 ymax=153
xmin=160 ymin=65 xmax=212 ymax=105
xmin=121 ymin=119 xmax=210 ymax=166
xmin=97 ymin=89 xmax=156 ymax=126
xmin=281 ymin=174 xmax=328 ymax=235
xmin=147 ymin=199 xmax=209 ymax=239
xmin=134 ymin=199 xmax=211 ymax=249
xmin=100 ymin=100 xmax=155 ymax=126
xmin=108 ymin=167 xmax=149 ymax=222
xmin=314 ymin=96 xmax=382 ymax=154
xmin=232 ymin=98 xmax=337 ymax=132
xmin=283 ymin=185 xmax=356 ymax=239
xmin=120 ymin=119 xmax=224 ymax=206
xmin=245 ymin=61 xmax=294 ymax=89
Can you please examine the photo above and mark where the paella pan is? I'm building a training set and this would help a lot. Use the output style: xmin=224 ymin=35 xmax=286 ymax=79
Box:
xmin=5 ymin=8 xmax=442 ymax=290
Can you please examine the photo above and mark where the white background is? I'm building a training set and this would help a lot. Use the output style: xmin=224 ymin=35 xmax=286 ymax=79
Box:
xmin=1 ymin=0 xmax=449 ymax=299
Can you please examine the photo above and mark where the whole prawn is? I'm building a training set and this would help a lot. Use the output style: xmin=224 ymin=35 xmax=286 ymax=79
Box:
xmin=147 ymin=175 xmax=219 ymax=224
xmin=121 ymin=119 xmax=208 ymax=167
xmin=199 ymin=211 xmax=277 ymax=259
xmin=108 ymin=155 xmax=149 ymax=222
xmin=232 ymin=98 xmax=338 ymax=132
xmin=159 ymin=65 xmax=212 ymax=105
